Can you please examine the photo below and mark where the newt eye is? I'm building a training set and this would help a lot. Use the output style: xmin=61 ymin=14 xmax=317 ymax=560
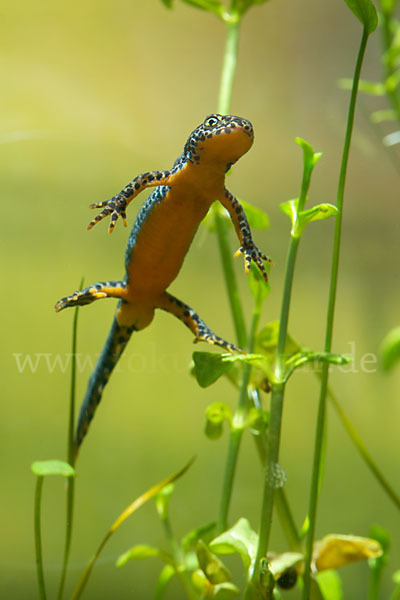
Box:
xmin=204 ymin=115 xmax=220 ymax=128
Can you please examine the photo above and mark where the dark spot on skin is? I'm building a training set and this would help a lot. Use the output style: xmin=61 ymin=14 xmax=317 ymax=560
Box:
xmin=184 ymin=310 xmax=190 ymax=317
xmin=156 ymin=173 xmax=163 ymax=180
xmin=135 ymin=182 xmax=140 ymax=190
xmin=147 ymin=175 xmax=154 ymax=182
xmin=224 ymin=128 xmax=231 ymax=134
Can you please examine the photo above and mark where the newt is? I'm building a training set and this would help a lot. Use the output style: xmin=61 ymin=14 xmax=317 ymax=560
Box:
xmin=55 ymin=113 xmax=271 ymax=456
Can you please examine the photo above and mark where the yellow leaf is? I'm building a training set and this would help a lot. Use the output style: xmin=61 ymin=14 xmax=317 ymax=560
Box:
xmin=313 ymin=534 xmax=382 ymax=571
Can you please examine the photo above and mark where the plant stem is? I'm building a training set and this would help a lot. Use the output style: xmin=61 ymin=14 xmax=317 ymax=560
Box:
xmin=214 ymin=1 xmax=249 ymax=536
xmin=34 ymin=476 xmax=47 ymax=600
xmin=214 ymin=0 xmax=301 ymax=556
xmin=381 ymin=5 xmax=400 ymax=123
xmin=217 ymin=303 xmax=260 ymax=534
xmin=218 ymin=17 xmax=240 ymax=115
xmin=329 ymin=387 xmax=400 ymax=509
xmin=162 ymin=516 xmax=198 ymax=600
xmin=301 ymin=28 xmax=370 ymax=600
xmin=57 ymin=296 xmax=81 ymax=600
xmin=248 ymin=146 xmax=313 ymax=592
xmin=214 ymin=209 xmax=247 ymax=348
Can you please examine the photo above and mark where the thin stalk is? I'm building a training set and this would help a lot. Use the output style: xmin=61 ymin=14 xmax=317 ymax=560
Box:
xmin=329 ymin=388 xmax=400 ymax=509
xmin=57 ymin=294 xmax=81 ymax=600
xmin=252 ymin=382 xmax=284 ymax=565
xmin=218 ymin=16 xmax=240 ymax=115
xmin=214 ymin=210 xmax=247 ymax=348
xmin=251 ymin=425 xmax=301 ymax=552
xmin=275 ymin=489 xmax=302 ymax=552
xmin=34 ymin=476 xmax=47 ymax=600
xmin=302 ymin=28 xmax=370 ymax=600
xmin=162 ymin=516 xmax=198 ymax=600
xmin=381 ymin=6 xmax=400 ymax=123
xmin=214 ymin=0 xmax=301 ymax=556
xmin=389 ymin=581 xmax=400 ymax=600
xmin=214 ymin=2 xmax=249 ymax=536
xmin=249 ymin=153 xmax=312 ymax=592
xmin=217 ymin=302 xmax=261 ymax=534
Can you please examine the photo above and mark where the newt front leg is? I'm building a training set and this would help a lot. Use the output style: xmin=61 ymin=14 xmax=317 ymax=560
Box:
xmin=220 ymin=189 xmax=273 ymax=282
xmin=88 ymin=168 xmax=179 ymax=232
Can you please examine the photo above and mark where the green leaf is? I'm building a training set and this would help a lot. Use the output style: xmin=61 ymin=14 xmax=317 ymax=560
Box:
xmin=300 ymin=203 xmax=338 ymax=225
xmin=240 ymin=199 xmax=270 ymax=230
xmin=70 ymin=458 xmax=194 ymax=600
xmin=155 ymin=483 xmax=174 ymax=521
xmin=393 ymin=569 xmax=400 ymax=584
xmin=210 ymin=518 xmax=258 ymax=571
xmin=192 ymin=352 xmax=268 ymax=388
xmin=155 ymin=564 xmax=176 ymax=600
xmin=31 ymin=460 xmax=75 ymax=477
xmin=246 ymin=407 xmax=269 ymax=435
xmin=381 ymin=0 xmax=399 ymax=14
xmin=233 ymin=0 xmax=271 ymax=18
xmin=285 ymin=351 xmax=351 ymax=381
xmin=210 ymin=582 xmax=241 ymax=598
xmin=179 ymin=0 xmax=225 ymax=18
xmin=116 ymin=544 xmax=173 ymax=568
xmin=205 ymin=402 xmax=232 ymax=439
xmin=369 ymin=525 xmax=390 ymax=554
xmin=344 ymin=0 xmax=378 ymax=33
xmin=380 ymin=326 xmax=400 ymax=370
xmin=196 ymin=540 xmax=232 ymax=584
xmin=386 ymin=69 xmax=400 ymax=92
xmin=192 ymin=352 xmax=234 ymax=387
xmin=316 ymin=569 xmax=343 ymax=600
xmin=280 ymin=198 xmax=299 ymax=229
xmin=295 ymin=138 xmax=322 ymax=174
xmin=182 ymin=522 xmax=217 ymax=552
xmin=204 ymin=199 xmax=269 ymax=232
xmin=370 ymin=109 xmax=398 ymax=124
xmin=192 ymin=570 xmax=240 ymax=598
xmin=160 ymin=0 xmax=173 ymax=7
xmin=338 ymin=78 xmax=385 ymax=95
xmin=256 ymin=321 xmax=300 ymax=361
xmin=281 ymin=200 xmax=338 ymax=238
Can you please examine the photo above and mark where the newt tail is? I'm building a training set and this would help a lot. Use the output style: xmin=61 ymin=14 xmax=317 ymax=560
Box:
xmin=75 ymin=314 xmax=136 ymax=453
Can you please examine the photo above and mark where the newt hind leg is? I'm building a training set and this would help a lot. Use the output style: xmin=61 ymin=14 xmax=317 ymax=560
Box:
xmin=157 ymin=291 xmax=243 ymax=354
xmin=55 ymin=281 xmax=127 ymax=312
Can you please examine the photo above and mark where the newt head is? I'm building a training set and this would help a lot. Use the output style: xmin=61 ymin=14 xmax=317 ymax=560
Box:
xmin=183 ymin=113 xmax=254 ymax=171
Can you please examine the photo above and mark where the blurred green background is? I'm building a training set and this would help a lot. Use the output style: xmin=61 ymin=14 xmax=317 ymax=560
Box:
xmin=1 ymin=0 xmax=399 ymax=598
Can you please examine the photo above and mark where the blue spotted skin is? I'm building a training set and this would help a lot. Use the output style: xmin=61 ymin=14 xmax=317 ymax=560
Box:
xmin=55 ymin=113 xmax=272 ymax=456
